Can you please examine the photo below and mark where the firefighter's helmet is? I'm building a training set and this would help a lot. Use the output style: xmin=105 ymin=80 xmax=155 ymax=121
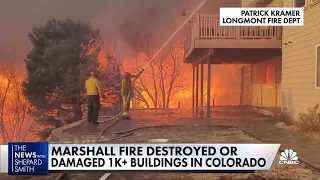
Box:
xmin=123 ymin=72 xmax=131 ymax=80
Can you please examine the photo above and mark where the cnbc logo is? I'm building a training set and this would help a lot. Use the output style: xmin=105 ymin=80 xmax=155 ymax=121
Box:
xmin=279 ymin=149 xmax=299 ymax=165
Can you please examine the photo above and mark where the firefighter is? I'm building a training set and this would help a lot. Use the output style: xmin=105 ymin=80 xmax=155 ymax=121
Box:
xmin=122 ymin=72 xmax=136 ymax=119
xmin=85 ymin=72 xmax=105 ymax=125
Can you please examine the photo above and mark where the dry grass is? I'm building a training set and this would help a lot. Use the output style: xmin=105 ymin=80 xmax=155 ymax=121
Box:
xmin=274 ymin=110 xmax=294 ymax=125
xmin=284 ymin=125 xmax=320 ymax=141
xmin=276 ymin=105 xmax=320 ymax=141
xmin=296 ymin=104 xmax=320 ymax=132
xmin=255 ymin=105 xmax=320 ymax=143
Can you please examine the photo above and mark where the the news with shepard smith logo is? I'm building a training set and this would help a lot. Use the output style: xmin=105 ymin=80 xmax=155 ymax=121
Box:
xmin=8 ymin=142 xmax=49 ymax=175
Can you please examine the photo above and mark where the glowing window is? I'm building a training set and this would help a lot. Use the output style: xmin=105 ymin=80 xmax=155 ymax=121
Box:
xmin=266 ymin=64 xmax=275 ymax=87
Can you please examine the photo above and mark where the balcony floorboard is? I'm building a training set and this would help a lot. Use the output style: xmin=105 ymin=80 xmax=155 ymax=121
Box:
xmin=195 ymin=39 xmax=281 ymax=49
xmin=185 ymin=48 xmax=281 ymax=64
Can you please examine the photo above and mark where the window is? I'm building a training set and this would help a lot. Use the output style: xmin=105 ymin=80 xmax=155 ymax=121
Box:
xmin=266 ymin=64 xmax=276 ymax=87
xmin=294 ymin=0 xmax=305 ymax=7
xmin=316 ymin=45 xmax=320 ymax=87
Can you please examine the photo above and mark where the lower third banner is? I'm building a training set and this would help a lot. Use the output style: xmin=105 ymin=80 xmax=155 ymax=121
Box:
xmin=1 ymin=143 xmax=280 ymax=175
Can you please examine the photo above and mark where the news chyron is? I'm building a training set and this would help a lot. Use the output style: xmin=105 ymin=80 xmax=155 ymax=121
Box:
xmin=1 ymin=143 xmax=281 ymax=175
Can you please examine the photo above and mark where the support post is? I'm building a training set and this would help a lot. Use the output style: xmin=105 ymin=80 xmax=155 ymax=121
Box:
xmin=275 ymin=64 xmax=278 ymax=108
xmin=195 ymin=64 xmax=199 ymax=114
xmin=192 ymin=66 xmax=195 ymax=113
xmin=200 ymin=63 xmax=204 ymax=118
xmin=260 ymin=84 xmax=263 ymax=107
xmin=206 ymin=58 xmax=211 ymax=119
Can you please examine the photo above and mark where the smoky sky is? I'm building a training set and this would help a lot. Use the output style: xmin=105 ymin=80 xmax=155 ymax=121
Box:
xmin=0 ymin=0 xmax=240 ymax=64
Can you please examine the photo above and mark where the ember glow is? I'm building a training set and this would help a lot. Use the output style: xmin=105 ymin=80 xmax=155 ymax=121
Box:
xmin=0 ymin=72 xmax=39 ymax=143
xmin=172 ymin=64 xmax=252 ymax=108
xmin=119 ymin=55 xmax=251 ymax=108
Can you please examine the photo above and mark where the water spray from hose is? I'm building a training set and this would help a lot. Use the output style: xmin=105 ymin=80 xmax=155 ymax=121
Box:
xmin=96 ymin=0 xmax=208 ymax=142
xmin=142 ymin=0 xmax=207 ymax=70
xmin=55 ymin=1 xmax=208 ymax=179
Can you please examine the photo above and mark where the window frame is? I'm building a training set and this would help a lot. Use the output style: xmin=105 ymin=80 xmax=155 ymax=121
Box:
xmin=293 ymin=0 xmax=306 ymax=7
xmin=315 ymin=45 xmax=320 ymax=88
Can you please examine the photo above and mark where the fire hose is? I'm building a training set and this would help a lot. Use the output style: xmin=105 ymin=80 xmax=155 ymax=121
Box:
xmin=96 ymin=68 xmax=144 ymax=142
xmin=54 ymin=70 xmax=143 ymax=180
xmin=54 ymin=0 xmax=208 ymax=179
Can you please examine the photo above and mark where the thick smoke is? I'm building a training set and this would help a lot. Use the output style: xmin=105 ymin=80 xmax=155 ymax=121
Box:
xmin=0 ymin=0 xmax=240 ymax=63
xmin=0 ymin=47 xmax=10 ymax=62
xmin=116 ymin=0 xmax=199 ymax=53
xmin=116 ymin=0 xmax=241 ymax=53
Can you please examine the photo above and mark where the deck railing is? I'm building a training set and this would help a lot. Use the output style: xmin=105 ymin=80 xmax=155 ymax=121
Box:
xmin=199 ymin=14 xmax=282 ymax=39
xmin=184 ymin=14 xmax=282 ymax=54
xmin=184 ymin=28 xmax=192 ymax=55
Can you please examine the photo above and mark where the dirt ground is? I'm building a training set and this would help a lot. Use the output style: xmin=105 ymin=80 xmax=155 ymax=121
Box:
xmin=1 ymin=126 xmax=319 ymax=180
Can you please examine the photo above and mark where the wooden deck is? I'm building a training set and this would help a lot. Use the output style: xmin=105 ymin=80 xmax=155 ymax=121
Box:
xmin=184 ymin=14 xmax=282 ymax=63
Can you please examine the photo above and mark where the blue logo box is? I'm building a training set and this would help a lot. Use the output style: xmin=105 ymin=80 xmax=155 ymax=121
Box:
xmin=8 ymin=142 xmax=49 ymax=175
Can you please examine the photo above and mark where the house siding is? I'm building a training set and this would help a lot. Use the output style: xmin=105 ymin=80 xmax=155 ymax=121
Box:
xmin=248 ymin=0 xmax=320 ymax=119
xmin=281 ymin=2 xmax=320 ymax=118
